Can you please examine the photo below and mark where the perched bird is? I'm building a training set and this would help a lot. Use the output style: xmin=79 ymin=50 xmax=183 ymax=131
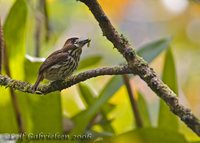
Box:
xmin=32 ymin=37 xmax=91 ymax=91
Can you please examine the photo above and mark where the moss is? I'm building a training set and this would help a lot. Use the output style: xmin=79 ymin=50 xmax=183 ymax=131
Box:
xmin=120 ymin=34 xmax=129 ymax=46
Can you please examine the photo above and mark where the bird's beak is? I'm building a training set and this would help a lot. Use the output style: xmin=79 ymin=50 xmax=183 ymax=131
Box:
xmin=78 ymin=38 xmax=91 ymax=47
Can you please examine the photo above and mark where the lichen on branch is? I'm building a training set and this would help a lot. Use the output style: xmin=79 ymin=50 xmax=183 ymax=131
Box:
xmin=79 ymin=0 xmax=200 ymax=136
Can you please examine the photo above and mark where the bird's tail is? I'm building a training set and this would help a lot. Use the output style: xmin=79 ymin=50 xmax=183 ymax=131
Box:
xmin=32 ymin=74 xmax=44 ymax=91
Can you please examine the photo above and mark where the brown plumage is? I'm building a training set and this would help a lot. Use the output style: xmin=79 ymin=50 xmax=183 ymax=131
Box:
xmin=32 ymin=37 xmax=90 ymax=91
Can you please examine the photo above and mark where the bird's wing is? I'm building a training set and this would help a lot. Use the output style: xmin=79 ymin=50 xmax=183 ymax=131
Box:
xmin=39 ymin=49 xmax=69 ymax=74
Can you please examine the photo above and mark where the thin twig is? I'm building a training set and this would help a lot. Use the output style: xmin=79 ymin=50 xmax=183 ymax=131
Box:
xmin=34 ymin=0 xmax=50 ymax=57
xmin=2 ymin=15 xmax=24 ymax=131
xmin=123 ymin=75 xmax=143 ymax=128
xmin=40 ymin=0 xmax=50 ymax=41
xmin=78 ymin=0 xmax=200 ymax=136
xmin=0 ymin=19 xmax=23 ymax=132
xmin=3 ymin=44 xmax=24 ymax=133
xmin=0 ymin=18 xmax=3 ymax=74
xmin=34 ymin=14 xmax=42 ymax=57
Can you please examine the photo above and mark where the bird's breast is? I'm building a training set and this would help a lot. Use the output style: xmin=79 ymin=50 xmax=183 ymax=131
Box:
xmin=43 ymin=54 xmax=81 ymax=81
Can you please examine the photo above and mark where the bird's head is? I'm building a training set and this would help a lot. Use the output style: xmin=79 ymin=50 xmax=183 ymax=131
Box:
xmin=63 ymin=37 xmax=91 ymax=50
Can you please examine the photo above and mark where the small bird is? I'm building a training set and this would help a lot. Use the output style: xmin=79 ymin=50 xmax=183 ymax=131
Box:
xmin=32 ymin=37 xmax=91 ymax=91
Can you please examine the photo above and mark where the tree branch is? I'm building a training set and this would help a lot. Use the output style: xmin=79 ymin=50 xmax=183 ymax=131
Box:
xmin=0 ymin=64 xmax=131 ymax=94
xmin=79 ymin=0 xmax=200 ymax=136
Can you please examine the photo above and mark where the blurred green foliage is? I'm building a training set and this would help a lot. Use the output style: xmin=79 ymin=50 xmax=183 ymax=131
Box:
xmin=99 ymin=128 xmax=187 ymax=143
xmin=0 ymin=0 xmax=199 ymax=143
xmin=0 ymin=0 xmax=27 ymax=133
xmin=137 ymin=92 xmax=151 ymax=127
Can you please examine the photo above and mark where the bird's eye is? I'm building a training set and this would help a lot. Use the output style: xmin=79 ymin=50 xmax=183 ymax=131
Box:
xmin=73 ymin=39 xmax=78 ymax=44
xmin=73 ymin=40 xmax=79 ymax=47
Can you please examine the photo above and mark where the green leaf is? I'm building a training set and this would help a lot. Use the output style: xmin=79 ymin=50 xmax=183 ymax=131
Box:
xmin=0 ymin=88 xmax=18 ymax=133
xmin=137 ymin=37 xmax=171 ymax=63
xmin=3 ymin=0 xmax=27 ymax=80
xmin=18 ymin=92 xmax=62 ymax=134
xmin=0 ymin=0 xmax=27 ymax=133
xmin=78 ymin=83 xmax=95 ymax=106
xmin=158 ymin=48 xmax=179 ymax=130
xmin=99 ymin=128 xmax=187 ymax=143
xmin=70 ymin=76 xmax=123 ymax=136
xmin=19 ymin=58 xmax=62 ymax=133
xmin=137 ymin=92 xmax=151 ymax=127
xmin=78 ymin=83 xmax=115 ymax=113
xmin=24 ymin=56 xmax=43 ymax=82
xmin=179 ymin=121 xmax=200 ymax=141
xmin=162 ymin=49 xmax=178 ymax=93
xmin=78 ymin=83 xmax=115 ymax=133
xmin=77 ymin=55 xmax=102 ymax=70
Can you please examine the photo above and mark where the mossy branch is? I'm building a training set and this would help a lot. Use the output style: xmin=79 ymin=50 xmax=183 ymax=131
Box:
xmin=79 ymin=0 xmax=200 ymax=136
xmin=0 ymin=64 xmax=131 ymax=94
